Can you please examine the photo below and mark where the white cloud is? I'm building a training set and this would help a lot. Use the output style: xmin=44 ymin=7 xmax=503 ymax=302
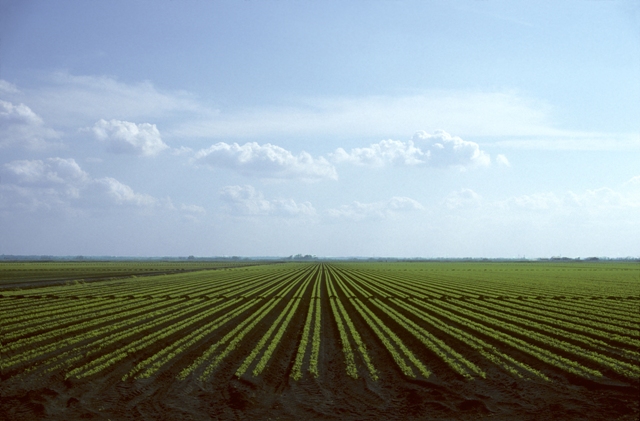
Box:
xmin=0 ymin=158 xmax=158 ymax=212
xmin=220 ymin=185 xmax=316 ymax=217
xmin=328 ymin=196 xmax=424 ymax=221
xmin=194 ymin=142 xmax=337 ymax=181
xmin=91 ymin=177 xmax=157 ymax=206
xmin=331 ymin=139 xmax=424 ymax=167
xmin=332 ymin=130 xmax=491 ymax=169
xmin=496 ymin=154 xmax=511 ymax=167
xmin=412 ymin=130 xmax=491 ymax=168
xmin=2 ymin=157 xmax=89 ymax=192
xmin=0 ymin=80 xmax=19 ymax=93
xmin=91 ymin=119 xmax=168 ymax=156
xmin=0 ymin=99 xmax=60 ymax=150
xmin=443 ymin=189 xmax=482 ymax=209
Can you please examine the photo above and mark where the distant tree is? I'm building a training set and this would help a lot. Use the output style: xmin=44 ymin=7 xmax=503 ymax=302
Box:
xmin=187 ymin=255 xmax=195 ymax=260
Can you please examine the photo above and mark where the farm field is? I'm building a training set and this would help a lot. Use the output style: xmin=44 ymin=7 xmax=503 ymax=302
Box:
xmin=1 ymin=261 xmax=638 ymax=420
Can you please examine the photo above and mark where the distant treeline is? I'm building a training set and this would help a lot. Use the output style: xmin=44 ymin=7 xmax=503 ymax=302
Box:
xmin=1 ymin=255 xmax=638 ymax=262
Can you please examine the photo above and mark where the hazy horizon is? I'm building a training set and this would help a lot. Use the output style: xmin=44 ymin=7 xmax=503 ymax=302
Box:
xmin=1 ymin=1 xmax=638 ymax=258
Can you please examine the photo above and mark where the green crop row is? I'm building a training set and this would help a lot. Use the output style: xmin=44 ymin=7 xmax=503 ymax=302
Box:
xmin=179 ymin=269 xmax=306 ymax=381
xmin=1 ymin=298 xmax=146 ymax=342
xmin=128 ymin=298 xmax=254 ymax=380
xmin=291 ymin=268 xmax=321 ymax=380
xmin=1 ymin=299 xmax=182 ymax=372
xmin=128 ymin=270 xmax=302 ymax=380
xmin=455 ymin=298 xmax=640 ymax=356
xmin=347 ymin=270 xmax=544 ymax=380
xmin=326 ymin=267 xmax=377 ymax=380
xmin=431 ymin=299 xmax=640 ymax=380
xmin=331 ymin=268 xmax=428 ymax=379
xmin=236 ymin=273 xmax=312 ymax=377
xmin=2 ymin=298 xmax=166 ymax=356
xmin=343 ymin=271 xmax=483 ymax=379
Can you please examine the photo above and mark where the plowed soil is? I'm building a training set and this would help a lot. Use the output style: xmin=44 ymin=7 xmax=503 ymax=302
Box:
xmin=1 ymin=263 xmax=638 ymax=421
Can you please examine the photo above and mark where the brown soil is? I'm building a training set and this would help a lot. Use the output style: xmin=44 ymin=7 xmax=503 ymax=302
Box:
xmin=1 ymin=350 xmax=637 ymax=421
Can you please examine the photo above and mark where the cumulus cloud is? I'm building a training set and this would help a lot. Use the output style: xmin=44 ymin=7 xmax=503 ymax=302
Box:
xmin=412 ymin=130 xmax=491 ymax=168
xmin=220 ymin=185 xmax=316 ymax=217
xmin=0 ymin=99 xmax=60 ymax=149
xmin=332 ymin=130 xmax=491 ymax=169
xmin=194 ymin=142 xmax=337 ymax=181
xmin=331 ymin=139 xmax=424 ymax=167
xmin=443 ymin=189 xmax=482 ymax=209
xmin=0 ymin=158 xmax=158 ymax=212
xmin=328 ymin=196 xmax=424 ymax=221
xmin=2 ymin=158 xmax=89 ymax=194
xmin=92 ymin=119 xmax=168 ymax=156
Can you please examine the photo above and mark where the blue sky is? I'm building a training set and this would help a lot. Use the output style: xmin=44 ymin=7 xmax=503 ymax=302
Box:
xmin=1 ymin=0 xmax=638 ymax=257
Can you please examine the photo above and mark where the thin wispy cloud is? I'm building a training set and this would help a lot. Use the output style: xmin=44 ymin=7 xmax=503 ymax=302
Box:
xmin=328 ymin=197 xmax=424 ymax=221
xmin=0 ymin=99 xmax=61 ymax=150
xmin=0 ymin=158 xmax=199 ymax=217
xmin=220 ymin=185 xmax=316 ymax=217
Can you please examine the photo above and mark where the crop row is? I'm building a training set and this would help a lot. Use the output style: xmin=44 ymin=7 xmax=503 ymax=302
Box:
xmin=2 ymin=262 xmax=637 ymax=386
